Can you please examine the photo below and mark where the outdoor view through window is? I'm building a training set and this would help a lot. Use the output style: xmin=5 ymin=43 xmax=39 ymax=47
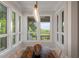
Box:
xmin=40 ymin=16 xmax=50 ymax=40
xmin=28 ymin=16 xmax=50 ymax=40
xmin=28 ymin=16 xmax=37 ymax=40
xmin=0 ymin=3 xmax=7 ymax=51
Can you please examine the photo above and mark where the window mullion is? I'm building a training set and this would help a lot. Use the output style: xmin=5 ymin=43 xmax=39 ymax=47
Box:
xmin=36 ymin=20 xmax=40 ymax=40
xmin=7 ymin=8 xmax=10 ymax=48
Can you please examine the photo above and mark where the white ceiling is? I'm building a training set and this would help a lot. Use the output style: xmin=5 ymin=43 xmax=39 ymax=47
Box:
xmin=7 ymin=1 xmax=64 ymax=14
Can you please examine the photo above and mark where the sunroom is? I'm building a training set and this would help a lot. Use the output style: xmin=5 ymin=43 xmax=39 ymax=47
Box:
xmin=0 ymin=1 xmax=79 ymax=58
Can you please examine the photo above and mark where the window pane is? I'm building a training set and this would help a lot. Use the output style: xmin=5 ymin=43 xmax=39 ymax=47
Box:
xmin=19 ymin=34 xmax=21 ymax=41
xmin=28 ymin=16 xmax=37 ymax=40
xmin=19 ymin=16 xmax=21 ymax=32
xmin=57 ymin=15 xmax=59 ymax=32
xmin=13 ymin=35 xmax=16 ymax=44
xmin=12 ymin=12 xmax=16 ymax=33
xmin=0 ymin=37 xmax=7 ymax=51
xmin=62 ymin=11 xmax=64 ymax=32
xmin=40 ymin=16 xmax=50 ymax=40
xmin=62 ymin=35 xmax=64 ymax=44
xmin=57 ymin=34 xmax=59 ymax=41
xmin=0 ymin=3 xmax=7 ymax=34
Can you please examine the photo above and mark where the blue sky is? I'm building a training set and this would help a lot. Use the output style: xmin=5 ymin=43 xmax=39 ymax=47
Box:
xmin=40 ymin=22 xmax=50 ymax=30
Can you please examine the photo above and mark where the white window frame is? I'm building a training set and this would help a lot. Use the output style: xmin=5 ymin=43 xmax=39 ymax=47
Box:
xmin=11 ymin=11 xmax=17 ymax=46
xmin=56 ymin=6 xmax=65 ymax=48
xmin=11 ymin=9 xmax=22 ymax=47
xmin=0 ymin=2 xmax=9 ymax=53
xmin=0 ymin=1 xmax=22 ymax=54
xmin=19 ymin=16 xmax=22 ymax=41
xmin=27 ymin=15 xmax=53 ymax=42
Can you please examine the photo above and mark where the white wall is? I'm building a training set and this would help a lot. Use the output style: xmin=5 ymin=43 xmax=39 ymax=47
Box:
xmin=78 ymin=2 xmax=79 ymax=57
xmin=67 ymin=1 xmax=78 ymax=57
xmin=70 ymin=2 xmax=78 ymax=57
xmin=68 ymin=1 xmax=72 ymax=57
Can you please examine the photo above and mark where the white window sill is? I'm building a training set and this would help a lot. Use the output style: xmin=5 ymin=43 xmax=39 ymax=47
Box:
xmin=24 ymin=40 xmax=52 ymax=42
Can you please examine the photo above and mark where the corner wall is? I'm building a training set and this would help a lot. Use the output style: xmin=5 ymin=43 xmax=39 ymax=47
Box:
xmin=71 ymin=1 xmax=78 ymax=58
xmin=53 ymin=1 xmax=79 ymax=57
xmin=68 ymin=1 xmax=78 ymax=57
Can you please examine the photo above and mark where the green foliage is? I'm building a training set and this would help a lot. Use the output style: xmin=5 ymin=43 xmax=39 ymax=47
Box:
xmin=28 ymin=16 xmax=50 ymax=40
xmin=12 ymin=12 xmax=15 ymax=32
xmin=0 ymin=37 xmax=7 ymax=49
xmin=0 ymin=18 xmax=7 ymax=34
xmin=0 ymin=3 xmax=7 ymax=51
xmin=40 ymin=29 xmax=50 ymax=34
xmin=29 ymin=32 xmax=37 ymax=40
xmin=0 ymin=3 xmax=7 ymax=34
xmin=30 ymin=32 xmax=36 ymax=37
xmin=28 ymin=22 xmax=37 ymax=32
xmin=28 ymin=21 xmax=37 ymax=40
xmin=40 ymin=29 xmax=50 ymax=40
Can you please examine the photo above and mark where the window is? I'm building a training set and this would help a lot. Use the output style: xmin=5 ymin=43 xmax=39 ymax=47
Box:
xmin=19 ymin=34 xmax=21 ymax=41
xmin=0 ymin=2 xmax=22 ymax=52
xmin=62 ymin=35 xmax=64 ymax=44
xmin=12 ymin=12 xmax=16 ymax=44
xmin=12 ymin=12 xmax=16 ymax=33
xmin=13 ymin=35 xmax=16 ymax=44
xmin=57 ymin=34 xmax=59 ymax=41
xmin=56 ymin=10 xmax=64 ymax=45
xmin=57 ymin=15 xmax=59 ymax=32
xmin=28 ymin=16 xmax=37 ymax=40
xmin=19 ymin=16 xmax=21 ymax=32
xmin=40 ymin=16 xmax=50 ymax=40
xmin=57 ymin=15 xmax=59 ymax=41
xmin=27 ymin=16 xmax=50 ymax=40
xmin=0 ymin=3 xmax=7 ymax=34
xmin=61 ymin=11 xmax=64 ymax=44
xmin=0 ymin=3 xmax=7 ymax=51
xmin=19 ymin=16 xmax=21 ymax=41
xmin=62 ymin=11 xmax=64 ymax=32
xmin=0 ymin=37 xmax=7 ymax=51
